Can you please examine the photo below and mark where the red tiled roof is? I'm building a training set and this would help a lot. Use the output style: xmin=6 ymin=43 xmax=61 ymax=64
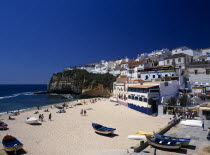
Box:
xmin=120 ymin=67 xmax=125 ymax=70
xmin=120 ymin=75 xmax=127 ymax=78
xmin=134 ymin=79 xmax=144 ymax=81
xmin=129 ymin=61 xmax=144 ymax=67
xmin=202 ymin=47 xmax=210 ymax=50
xmin=120 ymin=62 xmax=129 ymax=65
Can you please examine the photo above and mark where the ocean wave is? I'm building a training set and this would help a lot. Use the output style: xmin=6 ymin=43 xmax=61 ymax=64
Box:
xmin=0 ymin=91 xmax=38 ymax=100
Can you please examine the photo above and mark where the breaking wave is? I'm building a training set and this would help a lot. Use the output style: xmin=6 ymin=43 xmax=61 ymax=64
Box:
xmin=0 ymin=92 xmax=36 ymax=100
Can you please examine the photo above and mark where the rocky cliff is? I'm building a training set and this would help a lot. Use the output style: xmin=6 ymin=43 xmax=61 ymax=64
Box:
xmin=48 ymin=69 xmax=116 ymax=98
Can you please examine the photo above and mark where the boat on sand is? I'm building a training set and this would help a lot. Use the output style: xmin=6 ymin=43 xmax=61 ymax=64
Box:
xmin=2 ymin=135 xmax=23 ymax=152
xmin=92 ymin=123 xmax=116 ymax=134
xmin=136 ymin=131 xmax=153 ymax=136
xmin=146 ymin=136 xmax=181 ymax=150
xmin=25 ymin=117 xmax=39 ymax=124
xmin=153 ymin=132 xmax=191 ymax=146
xmin=128 ymin=135 xmax=146 ymax=140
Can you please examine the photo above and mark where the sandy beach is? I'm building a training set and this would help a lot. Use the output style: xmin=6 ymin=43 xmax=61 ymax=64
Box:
xmin=0 ymin=99 xmax=169 ymax=155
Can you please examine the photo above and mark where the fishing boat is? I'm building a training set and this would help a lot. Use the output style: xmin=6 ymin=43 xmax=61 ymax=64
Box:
xmin=128 ymin=135 xmax=146 ymax=140
xmin=180 ymin=120 xmax=202 ymax=127
xmin=92 ymin=123 xmax=116 ymax=134
xmin=136 ymin=131 xmax=153 ymax=136
xmin=146 ymin=136 xmax=181 ymax=150
xmin=25 ymin=117 xmax=39 ymax=124
xmin=153 ymin=132 xmax=191 ymax=146
xmin=0 ymin=121 xmax=8 ymax=129
xmin=2 ymin=135 xmax=23 ymax=152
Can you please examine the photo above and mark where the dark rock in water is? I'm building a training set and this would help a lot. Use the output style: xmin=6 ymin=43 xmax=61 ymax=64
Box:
xmin=48 ymin=69 xmax=116 ymax=98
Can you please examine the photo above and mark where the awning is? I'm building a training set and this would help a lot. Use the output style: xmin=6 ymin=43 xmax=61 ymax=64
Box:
xmin=129 ymin=84 xmax=159 ymax=88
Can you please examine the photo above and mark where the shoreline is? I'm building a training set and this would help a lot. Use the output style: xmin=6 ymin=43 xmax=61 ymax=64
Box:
xmin=0 ymin=98 xmax=169 ymax=155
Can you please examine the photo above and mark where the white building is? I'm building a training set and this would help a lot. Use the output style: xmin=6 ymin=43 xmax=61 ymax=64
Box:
xmin=127 ymin=81 xmax=179 ymax=115
xmin=138 ymin=66 xmax=176 ymax=81
xmin=185 ymin=62 xmax=210 ymax=94
xmin=164 ymin=53 xmax=193 ymax=69
xmin=172 ymin=46 xmax=201 ymax=60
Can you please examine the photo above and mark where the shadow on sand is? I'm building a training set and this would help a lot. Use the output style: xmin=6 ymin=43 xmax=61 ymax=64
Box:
xmin=0 ymin=128 xmax=9 ymax=131
xmin=150 ymin=146 xmax=188 ymax=154
xmin=29 ymin=123 xmax=42 ymax=126
xmin=95 ymin=132 xmax=119 ymax=138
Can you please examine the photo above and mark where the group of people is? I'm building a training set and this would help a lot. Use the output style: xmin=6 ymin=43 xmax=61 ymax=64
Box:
xmin=90 ymin=98 xmax=100 ymax=103
xmin=168 ymin=115 xmax=178 ymax=125
xmin=80 ymin=109 xmax=87 ymax=116
xmin=185 ymin=111 xmax=195 ymax=119
xmin=38 ymin=113 xmax=52 ymax=121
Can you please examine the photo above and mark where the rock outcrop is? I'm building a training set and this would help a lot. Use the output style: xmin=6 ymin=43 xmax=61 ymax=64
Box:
xmin=48 ymin=69 xmax=116 ymax=98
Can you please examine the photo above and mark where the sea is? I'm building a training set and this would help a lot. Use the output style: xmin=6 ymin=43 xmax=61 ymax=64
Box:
xmin=0 ymin=84 xmax=76 ymax=113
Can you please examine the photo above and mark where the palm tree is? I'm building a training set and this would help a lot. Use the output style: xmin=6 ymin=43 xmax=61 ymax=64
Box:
xmin=178 ymin=94 xmax=191 ymax=107
xmin=167 ymin=97 xmax=177 ymax=115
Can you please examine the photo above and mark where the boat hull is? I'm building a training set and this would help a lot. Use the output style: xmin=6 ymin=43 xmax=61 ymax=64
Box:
xmin=2 ymin=135 xmax=23 ymax=152
xmin=153 ymin=132 xmax=190 ymax=146
xmin=128 ymin=135 xmax=146 ymax=140
xmin=92 ymin=123 xmax=116 ymax=135
xmin=3 ymin=145 xmax=23 ymax=152
xmin=25 ymin=117 xmax=39 ymax=124
xmin=147 ymin=137 xmax=181 ymax=150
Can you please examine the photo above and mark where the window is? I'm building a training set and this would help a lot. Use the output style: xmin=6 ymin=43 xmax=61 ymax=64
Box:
xmin=145 ymin=75 xmax=148 ymax=80
xmin=206 ymin=69 xmax=210 ymax=75
xmin=195 ymin=70 xmax=198 ymax=75
xmin=138 ymin=75 xmax=141 ymax=78
xmin=167 ymin=60 xmax=169 ymax=64
xmin=178 ymin=58 xmax=181 ymax=62
xmin=165 ymin=74 xmax=168 ymax=77
xmin=144 ymin=98 xmax=148 ymax=102
xmin=135 ymin=96 xmax=138 ymax=100
xmin=128 ymin=95 xmax=131 ymax=99
xmin=139 ymin=97 xmax=142 ymax=101
xmin=172 ymin=74 xmax=174 ymax=76
xmin=153 ymin=75 xmax=155 ymax=78
xmin=158 ymin=75 xmax=161 ymax=78
xmin=131 ymin=96 xmax=134 ymax=100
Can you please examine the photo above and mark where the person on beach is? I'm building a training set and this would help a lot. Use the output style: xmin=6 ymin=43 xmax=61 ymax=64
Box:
xmin=80 ymin=109 xmax=83 ymax=116
xmin=168 ymin=118 xmax=174 ymax=125
xmin=49 ymin=113 xmax=52 ymax=121
xmin=39 ymin=114 xmax=41 ymax=120
xmin=202 ymin=119 xmax=205 ymax=131
xmin=84 ymin=110 xmax=86 ymax=116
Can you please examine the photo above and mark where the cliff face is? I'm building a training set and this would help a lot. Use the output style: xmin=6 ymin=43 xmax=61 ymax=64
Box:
xmin=48 ymin=69 xmax=116 ymax=98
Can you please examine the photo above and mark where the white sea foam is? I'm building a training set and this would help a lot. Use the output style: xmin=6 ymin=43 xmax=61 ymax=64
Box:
xmin=0 ymin=91 xmax=36 ymax=100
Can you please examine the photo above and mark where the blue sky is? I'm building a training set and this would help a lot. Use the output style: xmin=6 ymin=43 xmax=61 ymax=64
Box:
xmin=0 ymin=0 xmax=210 ymax=84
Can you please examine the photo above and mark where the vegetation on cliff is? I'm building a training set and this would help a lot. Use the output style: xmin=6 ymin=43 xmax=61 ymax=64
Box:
xmin=48 ymin=69 xmax=117 ymax=98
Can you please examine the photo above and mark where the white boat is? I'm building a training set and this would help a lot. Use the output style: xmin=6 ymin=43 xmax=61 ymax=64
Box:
xmin=25 ymin=117 xmax=39 ymax=124
xmin=128 ymin=135 xmax=146 ymax=140
xmin=180 ymin=120 xmax=202 ymax=127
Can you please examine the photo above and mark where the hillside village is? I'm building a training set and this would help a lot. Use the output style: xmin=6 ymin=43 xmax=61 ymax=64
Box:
xmin=65 ymin=46 xmax=210 ymax=117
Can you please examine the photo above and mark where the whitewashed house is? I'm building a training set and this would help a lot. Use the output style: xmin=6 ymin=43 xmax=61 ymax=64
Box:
xmin=136 ymin=53 xmax=148 ymax=62
xmin=128 ymin=61 xmax=151 ymax=79
xmin=138 ymin=66 xmax=176 ymax=81
xmin=185 ymin=61 xmax=210 ymax=94
xmin=164 ymin=53 xmax=193 ymax=69
xmin=172 ymin=46 xmax=201 ymax=60
xmin=127 ymin=81 xmax=179 ymax=115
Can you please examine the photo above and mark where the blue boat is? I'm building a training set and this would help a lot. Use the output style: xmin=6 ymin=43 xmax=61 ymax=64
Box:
xmin=92 ymin=123 xmax=116 ymax=134
xmin=153 ymin=132 xmax=191 ymax=146
xmin=2 ymin=135 xmax=23 ymax=152
xmin=146 ymin=136 xmax=181 ymax=150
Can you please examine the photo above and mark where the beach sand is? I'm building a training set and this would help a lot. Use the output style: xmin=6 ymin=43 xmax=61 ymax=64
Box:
xmin=0 ymin=99 xmax=169 ymax=155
